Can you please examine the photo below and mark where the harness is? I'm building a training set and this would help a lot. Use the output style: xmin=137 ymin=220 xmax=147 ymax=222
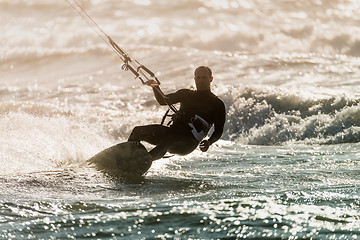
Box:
xmin=161 ymin=110 xmax=211 ymax=142
xmin=188 ymin=114 xmax=211 ymax=142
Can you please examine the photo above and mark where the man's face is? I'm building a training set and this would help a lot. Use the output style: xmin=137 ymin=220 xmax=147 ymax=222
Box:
xmin=194 ymin=68 xmax=213 ymax=91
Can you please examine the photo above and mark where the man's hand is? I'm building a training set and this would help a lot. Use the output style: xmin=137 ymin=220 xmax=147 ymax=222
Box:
xmin=145 ymin=80 xmax=159 ymax=87
xmin=199 ymin=140 xmax=210 ymax=152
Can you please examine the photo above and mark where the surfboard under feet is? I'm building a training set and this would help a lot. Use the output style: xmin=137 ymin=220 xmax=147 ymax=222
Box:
xmin=88 ymin=141 xmax=152 ymax=178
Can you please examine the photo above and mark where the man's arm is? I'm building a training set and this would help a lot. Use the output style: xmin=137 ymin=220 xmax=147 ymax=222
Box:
xmin=152 ymin=86 xmax=188 ymax=106
xmin=208 ymin=105 xmax=225 ymax=145
xmin=152 ymin=86 xmax=168 ymax=106
xmin=199 ymin=100 xmax=226 ymax=152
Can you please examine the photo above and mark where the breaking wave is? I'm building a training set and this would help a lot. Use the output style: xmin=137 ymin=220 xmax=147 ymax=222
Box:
xmin=224 ymin=86 xmax=360 ymax=145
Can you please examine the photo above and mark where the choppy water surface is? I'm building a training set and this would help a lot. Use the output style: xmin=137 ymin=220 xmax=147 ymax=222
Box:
xmin=1 ymin=0 xmax=360 ymax=239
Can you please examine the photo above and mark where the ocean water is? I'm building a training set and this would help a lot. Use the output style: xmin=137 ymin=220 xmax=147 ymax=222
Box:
xmin=1 ymin=0 xmax=360 ymax=239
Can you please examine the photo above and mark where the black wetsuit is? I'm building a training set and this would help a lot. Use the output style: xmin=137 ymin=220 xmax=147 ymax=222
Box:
xmin=128 ymin=87 xmax=226 ymax=159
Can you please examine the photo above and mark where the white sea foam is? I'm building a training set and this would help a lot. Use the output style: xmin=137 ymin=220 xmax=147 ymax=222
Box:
xmin=0 ymin=112 xmax=112 ymax=175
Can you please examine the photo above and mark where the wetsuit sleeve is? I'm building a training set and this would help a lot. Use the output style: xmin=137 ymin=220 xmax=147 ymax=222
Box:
xmin=208 ymin=100 xmax=226 ymax=145
xmin=152 ymin=86 xmax=167 ymax=106
xmin=152 ymin=87 xmax=188 ymax=106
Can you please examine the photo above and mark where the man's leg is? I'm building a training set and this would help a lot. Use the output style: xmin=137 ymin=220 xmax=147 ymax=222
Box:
xmin=148 ymin=141 xmax=171 ymax=160
xmin=128 ymin=124 xmax=199 ymax=160
xmin=128 ymin=124 xmax=173 ymax=160
xmin=149 ymin=135 xmax=199 ymax=160
xmin=128 ymin=124 xmax=168 ymax=145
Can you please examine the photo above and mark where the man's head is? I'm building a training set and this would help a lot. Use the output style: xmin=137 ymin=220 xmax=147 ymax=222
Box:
xmin=194 ymin=66 xmax=213 ymax=91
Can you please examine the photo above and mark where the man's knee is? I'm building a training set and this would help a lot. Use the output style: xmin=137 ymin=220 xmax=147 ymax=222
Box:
xmin=128 ymin=124 xmax=169 ymax=144
xmin=128 ymin=126 xmax=142 ymax=141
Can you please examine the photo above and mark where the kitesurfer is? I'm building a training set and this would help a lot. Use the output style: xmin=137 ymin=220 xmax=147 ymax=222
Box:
xmin=128 ymin=66 xmax=226 ymax=160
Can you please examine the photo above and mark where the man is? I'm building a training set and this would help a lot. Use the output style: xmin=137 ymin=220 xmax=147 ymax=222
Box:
xmin=128 ymin=66 xmax=226 ymax=160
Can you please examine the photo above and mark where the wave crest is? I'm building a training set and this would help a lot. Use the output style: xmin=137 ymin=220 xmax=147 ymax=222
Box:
xmin=223 ymin=86 xmax=360 ymax=145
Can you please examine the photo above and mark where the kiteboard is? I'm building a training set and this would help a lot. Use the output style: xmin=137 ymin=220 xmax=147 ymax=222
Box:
xmin=88 ymin=141 xmax=152 ymax=178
